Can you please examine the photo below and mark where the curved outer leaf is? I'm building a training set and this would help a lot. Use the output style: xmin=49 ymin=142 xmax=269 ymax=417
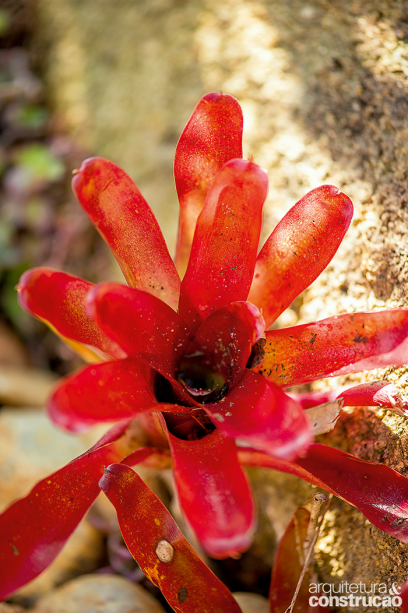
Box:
xmin=181 ymin=301 xmax=265 ymax=395
xmin=0 ymin=421 xmax=129 ymax=600
xmin=47 ymin=358 xmax=157 ymax=432
xmin=270 ymin=506 xmax=328 ymax=613
xmin=86 ymin=282 xmax=190 ymax=384
xmin=296 ymin=444 xmax=408 ymax=543
xmin=179 ymin=159 xmax=268 ymax=332
xmin=100 ymin=464 xmax=243 ymax=613
xmin=291 ymin=380 xmax=408 ymax=416
xmin=238 ymin=448 xmax=336 ymax=493
xmin=72 ymin=157 xmax=180 ymax=310
xmin=174 ymin=92 xmax=243 ymax=276
xmin=248 ymin=185 xmax=353 ymax=328
xmin=240 ymin=443 xmax=408 ymax=544
xmin=166 ymin=426 xmax=255 ymax=559
xmin=206 ymin=370 xmax=311 ymax=461
xmin=256 ymin=309 xmax=408 ymax=387
xmin=17 ymin=268 xmax=125 ymax=361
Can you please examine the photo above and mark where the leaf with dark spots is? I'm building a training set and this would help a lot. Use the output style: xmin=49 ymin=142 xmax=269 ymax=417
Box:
xmin=100 ymin=463 xmax=243 ymax=613
xmin=256 ymin=309 xmax=408 ymax=386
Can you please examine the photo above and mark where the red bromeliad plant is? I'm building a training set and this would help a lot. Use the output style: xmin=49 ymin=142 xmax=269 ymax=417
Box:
xmin=2 ymin=92 xmax=408 ymax=610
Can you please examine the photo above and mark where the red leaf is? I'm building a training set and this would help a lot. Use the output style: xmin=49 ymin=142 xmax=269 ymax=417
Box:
xmin=86 ymin=282 xmax=190 ymax=383
xmin=256 ymin=309 xmax=408 ymax=387
xmin=47 ymin=358 xmax=158 ymax=432
xmin=122 ymin=447 xmax=172 ymax=470
xmin=296 ymin=444 xmax=408 ymax=543
xmin=270 ymin=506 xmax=328 ymax=613
xmin=291 ymin=380 xmax=408 ymax=416
xmin=99 ymin=463 xmax=243 ymax=613
xmin=166 ymin=426 xmax=255 ymax=558
xmin=248 ymin=185 xmax=353 ymax=328
xmin=179 ymin=159 xmax=268 ymax=332
xmin=72 ymin=157 xmax=180 ymax=310
xmin=238 ymin=448 xmax=335 ymax=493
xmin=174 ymin=92 xmax=243 ymax=276
xmin=0 ymin=421 xmax=129 ymax=600
xmin=17 ymin=268 xmax=124 ymax=361
xmin=240 ymin=443 xmax=408 ymax=543
xmin=206 ymin=370 xmax=311 ymax=461
xmin=179 ymin=302 xmax=265 ymax=398
xmin=330 ymin=335 xmax=408 ymax=375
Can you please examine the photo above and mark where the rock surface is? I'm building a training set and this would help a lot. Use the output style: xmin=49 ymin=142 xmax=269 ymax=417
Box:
xmin=0 ymin=407 xmax=94 ymax=512
xmin=0 ymin=365 xmax=57 ymax=407
xmin=31 ymin=575 xmax=166 ymax=613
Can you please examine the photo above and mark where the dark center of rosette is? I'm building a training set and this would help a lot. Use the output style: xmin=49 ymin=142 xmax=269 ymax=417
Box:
xmin=155 ymin=348 xmax=231 ymax=441
xmin=176 ymin=350 xmax=229 ymax=404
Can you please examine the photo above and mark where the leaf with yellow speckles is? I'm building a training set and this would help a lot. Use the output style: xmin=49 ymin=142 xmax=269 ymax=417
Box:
xmin=72 ymin=157 xmax=180 ymax=310
xmin=100 ymin=463 xmax=243 ymax=613
xmin=255 ymin=309 xmax=408 ymax=387
xmin=17 ymin=268 xmax=125 ymax=360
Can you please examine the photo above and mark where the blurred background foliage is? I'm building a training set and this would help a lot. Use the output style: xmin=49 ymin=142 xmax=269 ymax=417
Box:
xmin=0 ymin=0 xmax=119 ymax=375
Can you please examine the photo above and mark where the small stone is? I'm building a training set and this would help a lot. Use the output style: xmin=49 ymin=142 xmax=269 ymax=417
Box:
xmin=232 ymin=592 xmax=270 ymax=613
xmin=155 ymin=539 xmax=174 ymax=563
xmin=32 ymin=575 xmax=166 ymax=613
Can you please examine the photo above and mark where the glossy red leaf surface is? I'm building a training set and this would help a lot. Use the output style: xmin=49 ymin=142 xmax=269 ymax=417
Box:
xmin=270 ymin=506 xmax=327 ymax=613
xmin=297 ymin=444 xmax=408 ymax=543
xmin=174 ymin=92 xmax=243 ymax=276
xmin=238 ymin=448 xmax=336 ymax=493
xmin=48 ymin=358 xmax=158 ymax=432
xmin=122 ymin=447 xmax=172 ymax=470
xmin=99 ymin=463 xmax=242 ymax=613
xmin=256 ymin=309 xmax=408 ymax=387
xmin=179 ymin=159 xmax=268 ymax=331
xmin=86 ymin=282 xmax=190 ymax=382
xmin=17 ymin=268 xmax=125 ymax=361
xmin=339 ymin=381 xmax=408 ymax=416
xmin=0 ymin=421 xmax=128 ymax=600
xmin=206 ymin=370 xmax=311 ymax=461
xmin=291 ymin=380 xmax=408 ymax=416
xmin=241 ymin=443 xmax=408 ymax=543
xmin=248 ymin=185 xmax=353 ymax=328
xmin=330 ymin=335 xmax=408 ymax=376
xmin=179 ymin=302 xmax=265 ymax=398
xmin=72 ymin=157 xmax=180 ymax=310
xmin=167 ymin=427 xmax=255 ymax=558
